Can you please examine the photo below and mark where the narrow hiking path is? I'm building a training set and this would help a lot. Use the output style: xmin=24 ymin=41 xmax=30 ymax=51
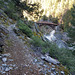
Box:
xmin=4 ymin=24 xmax=40 ymax=75
xmin=0 ymin=24 xmax=70 ymax=75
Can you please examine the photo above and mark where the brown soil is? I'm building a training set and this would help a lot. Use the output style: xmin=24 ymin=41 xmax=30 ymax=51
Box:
xmin=3 ymin=26 xmax=40 ymax=75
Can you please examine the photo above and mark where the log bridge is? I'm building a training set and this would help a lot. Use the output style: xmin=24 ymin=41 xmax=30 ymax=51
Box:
xmin=36 ymin=21 xmax=59 ymax=29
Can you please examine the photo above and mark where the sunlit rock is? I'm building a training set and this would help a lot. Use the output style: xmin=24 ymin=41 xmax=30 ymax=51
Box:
xmin=44 ymin=30 xmax=56 ymax=42
xmin=41 ymin=55 xmax=60 ymax=65
xmin=5 ymin=67 xmax=10 ymax=72
xmin=44 ymin=29 xmax=69 ymax=49
xmin=61 ymin=71 xmax=65 ymax=75
xmin=2 ymin=57 xmax=7 ymax=62
xmin=2 ymin=53 xmax=11 ymax=57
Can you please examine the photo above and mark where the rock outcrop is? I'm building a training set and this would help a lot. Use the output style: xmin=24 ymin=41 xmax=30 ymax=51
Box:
xmin=43 ymin=26 xmax=70 ymax=49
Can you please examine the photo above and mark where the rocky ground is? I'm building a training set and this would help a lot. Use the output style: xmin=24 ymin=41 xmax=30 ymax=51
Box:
xmin=0 ymin=6 xmax=70 ymax=75
xmin=0 ymin=22 xmax=70 ymax=75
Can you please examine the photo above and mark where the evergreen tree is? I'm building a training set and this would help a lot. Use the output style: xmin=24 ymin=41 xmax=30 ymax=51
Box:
xmin=68 ymin=5 xmax=75 ymax=43
xmin=12 ymin=0 xmax=43 ymax=20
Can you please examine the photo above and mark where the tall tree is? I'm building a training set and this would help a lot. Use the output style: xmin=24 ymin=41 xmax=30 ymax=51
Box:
xmin=68 ymin=5 xmax=75 ymax=43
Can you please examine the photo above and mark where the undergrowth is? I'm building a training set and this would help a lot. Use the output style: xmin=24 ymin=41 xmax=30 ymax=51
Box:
xmin=16 ymin=20 xmax=33 ymax=37
xmin=31 ymin=36 xmax=75 ymax=72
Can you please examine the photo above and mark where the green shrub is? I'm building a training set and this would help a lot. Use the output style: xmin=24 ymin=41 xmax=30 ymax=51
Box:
xmin=62 ymin=9 xmax=72 ymax=31
xmin=49 ymin=15 xmax=59 ymax=24
xmin=42 ymin=48 xmax=48 ymax=54
xmin=31 ymin=37 xmax=75 ymax=72
xmin=24 ymin=19 xmax=34 ymax=28
xmin=51 ymin=17 xmax=58 ymax=24
xmin=0 ymin=1 xmax=4 ymax=8
xmin=3 ymin=1 xmax=19 ymax=20
xmin=17 ymin=20 xmax=33 ymax=37
xmin=4 ymin=9 xmax=19 ymax=20
xmin=67 ymin=5 xmax=75 ymax=43
xmin=42 ymin=15 xmax=48 ymax=21
xmin=31 ymin=36 xmax=45 ymax=47
xmin=48 ymin=45 xmax=75 ymax=72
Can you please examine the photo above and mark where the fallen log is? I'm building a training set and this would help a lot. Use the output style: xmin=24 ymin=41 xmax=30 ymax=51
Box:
xmin=36 ymin=21 xmax=58 ymax=26
xmin=36 ymin=21 xmax=59 ymax=29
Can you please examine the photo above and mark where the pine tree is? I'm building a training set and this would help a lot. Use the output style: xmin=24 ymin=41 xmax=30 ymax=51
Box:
xmin=68 ymin=5 xmax=75 ymax=43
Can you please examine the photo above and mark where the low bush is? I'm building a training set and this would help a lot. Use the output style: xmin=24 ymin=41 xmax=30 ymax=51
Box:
xmin=5 ymin=10 xmax=19 ymax=20
xmin=31 ymin=36 xmax=45 ymax=47
xmin=31 ymin=36 xmax=75 ymax=72
xmin=49 ymin=15 xmax=59 ymax=24
xmin=23 ymin=18 xmax=34 ymax=28
xmin=17 ymin=20 xmax=33 ymax=37
xmin=3 ymin=1 xmax=19 ymax=20
xmin=42 ymin=15 xmax=48 ymax=21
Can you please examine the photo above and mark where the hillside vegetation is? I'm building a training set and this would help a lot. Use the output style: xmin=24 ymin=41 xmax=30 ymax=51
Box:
xmin=0 ymin=0 xmax=75 ymax=74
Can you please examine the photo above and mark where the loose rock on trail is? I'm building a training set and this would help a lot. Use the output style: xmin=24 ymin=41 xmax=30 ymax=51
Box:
xmin=0 ymin=24 xmax=69 ymax=75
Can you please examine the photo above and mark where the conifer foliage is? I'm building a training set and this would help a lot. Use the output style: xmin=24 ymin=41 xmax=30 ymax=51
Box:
xmin=68 ymin=5 xmax=75 ymax=43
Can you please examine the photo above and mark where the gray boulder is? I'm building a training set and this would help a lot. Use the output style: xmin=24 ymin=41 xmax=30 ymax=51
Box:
xmin=62 ymin=32 xmax=70 ymax=41
xmin=54 ymin=32 xmax=63 ymax=40
xmin=41 ymin=55 xmax=60 ymax=65
xmin=55 ymin=40 xmax=68 ymax=49
xmin=43 ymin=30 xmax=69 ymax=49
xmin=55 ymin=26 xmax=61 ymax=31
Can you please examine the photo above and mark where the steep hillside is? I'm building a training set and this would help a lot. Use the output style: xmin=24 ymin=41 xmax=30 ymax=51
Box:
xmin=0 ymin=0 xmax=75 ymax=75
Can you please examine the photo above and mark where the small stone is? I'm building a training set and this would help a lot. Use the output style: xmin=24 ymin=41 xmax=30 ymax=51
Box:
xmin=5 ymin=67 xmax=10 ymax=72
xmin=2 ymin=64 xmax=7 ymax=66
xmin=37 ymin=64 xmax=41 ymax=68
xmin=49 ymin=63 xmax=51 ymax=65
xmin=39 ymin=62 xmax=44 ymax=66
xmin=48 ymin=70 xmax=51 ymax=73
xmin=15 ymin=67 xmax=18 ymax=69
xmin=53 ymin=71 xmax=56 ymax=75
xmin=52 ymin=65 xmax=55 ymax=68
xmin=56 ymin=71 xmax=58 ymax=74
xmin=0 ymin=55 xmax=2 ymax=59
xmin=30 ymin=69 xmax=33 ymax=72
xmin=39 ymin=68 xmax=43 ymax=72
xmin=42 ymin=70 xmax=47 ymax=74
xmin=34 ymin=59 xmax=37 ymax=62
xmin=1 ymin=71 xmax=6 ymax=74
xmin=51 ymin=68 xmax=55 ymax=71
xmin=2 ymin=57 xmax=7 ymax=62
xmin=41 ymin=55 xmax=45 ymax=59
xmin=2 ymin=53 xmax=11 ymax=57
xmin=1 ymin=66 xmax=5 ymax=71
xmin=32 ymin=62 xmax=35 ymax=65
xmin=43 ymin=64 xmax=48 ymax=68
xmin=13 ymin=64 xmax=16 ymax=67
xmin=9 ymin=64 xmax=13 ymax=66
xmin=51 ymin=73 xmax=54 ymax=75
xmin=8 ymin=59 xmax=13 ymax=62
xmin=61 ymin=71 xmax=64 ymax=75
xmin=0 ymin=66 xmax=1 ymax=70
xmin=9 ymin=67 xmax=13 ymax=70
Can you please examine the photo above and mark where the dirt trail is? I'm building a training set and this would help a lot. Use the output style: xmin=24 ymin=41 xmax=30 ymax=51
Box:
xmin=4 ymin=24 xmax=40 ymax=75
xmin=1 ymin=24 xmax=69 ymax=75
